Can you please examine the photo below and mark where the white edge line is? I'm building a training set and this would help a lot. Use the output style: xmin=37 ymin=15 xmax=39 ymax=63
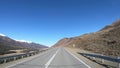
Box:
xmin=65 ymin=48 xmax=91 ymax=68
xmin=45 ymin=48 xmax=59 ymax=68
xmin=6 ymin=52 xmax=46 ymax=68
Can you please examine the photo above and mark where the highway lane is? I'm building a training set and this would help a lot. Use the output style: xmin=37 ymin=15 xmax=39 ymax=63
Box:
xmin=49 ymin=48 xmax=89 ymax=68
xmin=7 ymin=47 xmax=90 ymax=68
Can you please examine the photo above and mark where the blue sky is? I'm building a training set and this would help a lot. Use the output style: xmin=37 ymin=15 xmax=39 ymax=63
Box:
xmin=0 ymin=0 xmax=120 ymax=47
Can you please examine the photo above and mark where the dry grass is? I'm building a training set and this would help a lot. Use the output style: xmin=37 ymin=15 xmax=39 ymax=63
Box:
xmin=54 ymin=20 xmax=120 ymax=57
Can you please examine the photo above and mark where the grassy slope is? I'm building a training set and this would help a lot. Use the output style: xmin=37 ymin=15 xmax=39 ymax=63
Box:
xmin=54 ymin=20 xmax=120 ymax=56
xmin=66 ymin=20 xmax=120 ymax=56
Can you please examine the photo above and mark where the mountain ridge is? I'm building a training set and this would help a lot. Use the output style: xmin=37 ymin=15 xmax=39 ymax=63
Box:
xmin=53 ymin=20 xmax=120 ymax=56
xmin=0 ymin=35 xmax=48 ymax=54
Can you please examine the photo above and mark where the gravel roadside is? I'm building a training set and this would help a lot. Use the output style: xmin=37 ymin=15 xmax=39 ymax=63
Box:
xmin=64 ymin=47 xmax=105 ymax=68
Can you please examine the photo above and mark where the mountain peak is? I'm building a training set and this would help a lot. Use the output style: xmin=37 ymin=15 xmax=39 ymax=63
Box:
xmin=15 ymin=40 xmax=32 ymax=43
xmin=0 ymin=34 xmax=6 ymax=36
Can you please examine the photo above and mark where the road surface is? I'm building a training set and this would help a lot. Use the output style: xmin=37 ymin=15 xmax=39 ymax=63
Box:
xmin=6 ymin=47 xmax=90 ymax=68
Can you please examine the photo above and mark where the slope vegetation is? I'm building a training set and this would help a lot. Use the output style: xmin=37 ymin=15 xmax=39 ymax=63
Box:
xmin=0 ymin=35 xmax=48 ymax=55
xmin=53 ymin=20 xmax=120 ymax=56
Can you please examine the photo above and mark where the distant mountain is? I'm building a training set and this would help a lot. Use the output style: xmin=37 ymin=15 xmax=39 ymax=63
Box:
xmin=53 ymin=20 xmax=120 ymax=56
xmin=0 ymin=35 xmax=48 ymax=54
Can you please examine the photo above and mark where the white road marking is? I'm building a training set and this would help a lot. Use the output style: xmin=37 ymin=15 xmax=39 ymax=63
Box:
xmin=45 ymin=48 xmax=59 ymax=68
xmin=65 ymin=49 xmax=91 ymax=68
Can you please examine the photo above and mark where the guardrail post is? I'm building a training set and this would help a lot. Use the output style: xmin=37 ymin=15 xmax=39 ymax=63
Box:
xmin=14 ymin=57 xmax=16 ymax=60
xmin=3 ymin=59 xmax=6 ymax=63
xmin=92 ymin=57 xmax=95 ymax=60
xmin=21 ymin=56 xmax=23 ymax=59
xmin=118 ymin=57 xmax=120 ymax=68
xmin=101 ymin=54 xmax=104 ymax=63
xmin=27 ymin=54 xmax=29 ymax=57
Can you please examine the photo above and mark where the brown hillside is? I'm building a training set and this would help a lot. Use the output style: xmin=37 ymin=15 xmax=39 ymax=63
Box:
xmin=53 ymin=38 xmax=73 ymax=47
xmin=53 ymin=20 xmax=120 ymax=56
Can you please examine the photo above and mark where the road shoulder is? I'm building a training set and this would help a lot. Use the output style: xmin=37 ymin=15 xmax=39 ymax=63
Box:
xmin=64 ymin=47 xmax=105 ymax=68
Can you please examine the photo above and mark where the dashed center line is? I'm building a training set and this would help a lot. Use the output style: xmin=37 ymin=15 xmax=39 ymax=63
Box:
xmin=45 ymin=48 xmax=59 ymax=68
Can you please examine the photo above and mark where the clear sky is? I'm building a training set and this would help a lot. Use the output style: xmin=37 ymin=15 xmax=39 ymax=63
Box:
xmin=0 ymin=0 xmax=120 ymax=47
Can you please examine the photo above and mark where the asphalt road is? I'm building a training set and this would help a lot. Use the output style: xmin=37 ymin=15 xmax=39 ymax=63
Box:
xmin=6 ymin=47 xmax=90 ymax=68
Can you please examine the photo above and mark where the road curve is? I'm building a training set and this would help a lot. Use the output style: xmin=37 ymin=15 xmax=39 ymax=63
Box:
xmin=7 ymin=47 xmax=90 ymax=68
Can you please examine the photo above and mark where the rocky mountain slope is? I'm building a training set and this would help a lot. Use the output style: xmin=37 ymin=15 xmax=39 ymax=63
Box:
xmin=0 ymin=35 xmax=48 ymax=54
xmin=53 ymin=20 xmax=120 ymax=56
